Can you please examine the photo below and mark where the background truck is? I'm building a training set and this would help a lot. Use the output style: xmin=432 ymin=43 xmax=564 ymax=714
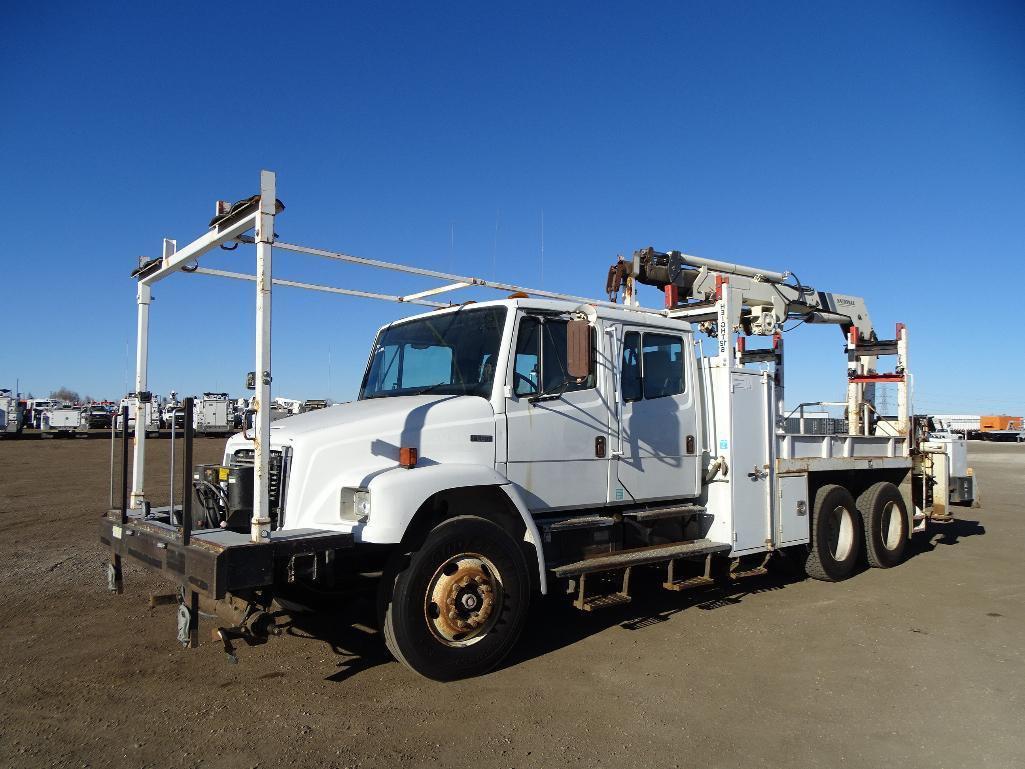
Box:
xmin=115 ymin=393 xmax=160 ymax=436
xmin=83 ymin=404 xmax=113 ymax=430
xmin=976 ymin=415 xmax=1024 ymax=442
xmin=41 ymin=404 xmax=89 ymax=436
xmin=0 ymin=389 xmax=23 ymax=437
xmin=101 ymin=171 xmax=975 ymax=681
xmin=162 ymin=400 xmax=186 ymax=430
xmin=26 ymin=398 xmax=60 ymax=429
xmin=193 ymin=392 xmax=232 ymax=435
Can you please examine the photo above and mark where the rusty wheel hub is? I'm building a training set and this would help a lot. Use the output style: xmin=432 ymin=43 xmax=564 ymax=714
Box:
xmin=424 ymin=554 xmax=503 ymax=646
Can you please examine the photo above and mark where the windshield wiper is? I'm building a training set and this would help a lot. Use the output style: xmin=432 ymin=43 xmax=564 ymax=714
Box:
xmin=410 ymin=382 xmax=452 ymax=396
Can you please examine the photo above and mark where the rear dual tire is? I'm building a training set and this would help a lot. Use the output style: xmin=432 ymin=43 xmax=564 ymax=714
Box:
xmin=856 ymin=482 xmax=908 ymax=569
xmin=806 ymin=484 xmax=862 ymax=581
xmin=806 ymin=481 xmax=908 ymax=581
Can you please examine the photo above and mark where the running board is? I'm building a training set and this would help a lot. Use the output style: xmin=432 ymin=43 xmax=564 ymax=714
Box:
xmin=554 ymin=538 xmax=731 ymax=578
xmin=623 ymin=503 xmax=706 ymax=523
xmin=543 ymin=514 xmax=616 ymax=533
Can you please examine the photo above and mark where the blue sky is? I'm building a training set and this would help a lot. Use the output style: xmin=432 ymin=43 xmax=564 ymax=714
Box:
xmin=1 ymin=2 xmax=1023 ymax=415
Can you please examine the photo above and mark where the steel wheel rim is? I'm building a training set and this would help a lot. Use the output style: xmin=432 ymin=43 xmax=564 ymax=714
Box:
xmin=424 ymin=553 xmax=504 ymax=647
xmin=827 ymin=505 xmax=855 ymax=561
xmin=881 ymin=500 xmax=902 ymax=551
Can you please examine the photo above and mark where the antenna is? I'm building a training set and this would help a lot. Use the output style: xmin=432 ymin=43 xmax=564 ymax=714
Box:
xmin=492 ymin=208 xmax=500 ymax=280
xmin=540 ymin=208 xmax=545 ymax=285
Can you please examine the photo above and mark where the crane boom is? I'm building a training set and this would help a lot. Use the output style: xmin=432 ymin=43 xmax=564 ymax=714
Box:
xmin=606 ymin=247 xmax=908 ymax=436
xmin=606 ymin=246 xmax=875 ymax=341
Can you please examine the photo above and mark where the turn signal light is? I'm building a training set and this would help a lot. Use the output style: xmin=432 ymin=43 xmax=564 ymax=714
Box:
xmin=399 ymin=447 xmax=418 ymax=469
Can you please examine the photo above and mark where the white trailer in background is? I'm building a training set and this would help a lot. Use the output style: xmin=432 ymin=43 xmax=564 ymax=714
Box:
xmin=193 ymin=392 xmax=232 ymax=435
xmin=931 ymin=414 xmax=980 ymax=438
xmin=102 ymin=170 xmax=975 ymax=681
xmin=41 ymin=404 xmax=89 ymax=436
xmin=0 ymin=389 xmax=23 ymax=436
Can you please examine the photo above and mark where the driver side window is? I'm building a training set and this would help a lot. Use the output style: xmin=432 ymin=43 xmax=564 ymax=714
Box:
xmin=513 ymin=318 xmax=541 ymax=395
xmin=513 ymin=316 xmax=596 ymax=397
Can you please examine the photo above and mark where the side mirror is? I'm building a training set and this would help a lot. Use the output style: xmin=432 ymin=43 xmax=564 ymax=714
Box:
xmin=566 ymin=318 xmax=592 ymax=380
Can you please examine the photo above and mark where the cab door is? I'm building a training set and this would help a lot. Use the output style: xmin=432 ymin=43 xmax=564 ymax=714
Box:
xmin=504 ymin=313 xmax=611 ymax=512
xmin=613 ymin=326 xmax=700 ymax=504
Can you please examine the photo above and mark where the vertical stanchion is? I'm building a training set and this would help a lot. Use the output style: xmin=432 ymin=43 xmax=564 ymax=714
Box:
xmin=169 ymin=414 xmax=176 ymax=524
xmin=119 ymin=406 xmax=129 ymax=526
xmin=251 ymin=170 xmax=276 ymax=544
xmin=109 ymin=416 xmax=116 ymax=509
xmin=182 ymin=397 xmax=194 ymax=546
xmin=188 ymin=589 xmax=200 ymax=648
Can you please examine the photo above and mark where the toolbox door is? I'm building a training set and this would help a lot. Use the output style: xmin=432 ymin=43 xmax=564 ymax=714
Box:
xmin=776 ymin=473 xmax=810 ymax=546
xmin=729 ymin=371 xmax=773 ymax=553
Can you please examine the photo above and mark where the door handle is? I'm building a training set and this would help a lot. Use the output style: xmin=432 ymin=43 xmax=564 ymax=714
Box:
xmin=595 ymin=436 xmax=607 ymax=458
xmin=747 ymin=465 xmax=768 ymax=480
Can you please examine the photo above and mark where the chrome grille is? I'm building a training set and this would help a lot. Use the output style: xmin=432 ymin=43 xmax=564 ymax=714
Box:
xmin=231 ymin=448 xmax=287 ymax=526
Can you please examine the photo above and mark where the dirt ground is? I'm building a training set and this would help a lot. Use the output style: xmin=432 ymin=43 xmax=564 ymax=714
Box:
xmin=1 ymin=436 xmax=1022 ymax=769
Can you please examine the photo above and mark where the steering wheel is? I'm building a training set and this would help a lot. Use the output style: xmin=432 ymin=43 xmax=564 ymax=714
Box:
xmin=513 ymin=372 xmax=537 ymax=395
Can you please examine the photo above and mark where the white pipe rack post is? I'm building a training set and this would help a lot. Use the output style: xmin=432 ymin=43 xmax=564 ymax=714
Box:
xmin=251 ymin=170 xmax=276 ymax=543
xmin=130 ymin=280 xmax=153 ymax=508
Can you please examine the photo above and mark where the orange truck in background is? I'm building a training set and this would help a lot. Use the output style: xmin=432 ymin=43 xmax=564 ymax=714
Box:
xmin=976 ymin=415 xmax=1024 ymax=442
xmin=980 ymin=415 xmax=1023 ymax=432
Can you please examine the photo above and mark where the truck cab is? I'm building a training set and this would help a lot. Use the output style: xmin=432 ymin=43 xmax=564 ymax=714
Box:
xmin=223 ymin=299 xmax=703 ymax=541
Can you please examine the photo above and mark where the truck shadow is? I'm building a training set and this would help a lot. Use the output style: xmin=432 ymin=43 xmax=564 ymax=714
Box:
xmin=282 ymin=518 xmax=985 ymax=682
xmin=907 ymin=517 xmax=985 ymax=555
xmin=500 ymin=567 xmax=800 ymax=671
xmin=283 ymin=595 xmax=393 ymax=683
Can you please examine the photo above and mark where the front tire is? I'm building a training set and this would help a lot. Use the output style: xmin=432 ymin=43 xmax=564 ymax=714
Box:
xmin=805 ymin=484 xmax=862 ymax=582
xmin=857 ymin=482 xmax=908 ymax=568
xmin=380 ymin=515 xmax=531 ymax=681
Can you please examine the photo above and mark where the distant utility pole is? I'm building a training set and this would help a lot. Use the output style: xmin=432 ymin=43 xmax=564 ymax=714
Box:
xmin=877 ymin=385 xmax=893 ymax=416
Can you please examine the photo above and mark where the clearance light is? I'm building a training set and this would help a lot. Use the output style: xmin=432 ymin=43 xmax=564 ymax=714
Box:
xmin=399 ymin=447 xmax=418 ymax=469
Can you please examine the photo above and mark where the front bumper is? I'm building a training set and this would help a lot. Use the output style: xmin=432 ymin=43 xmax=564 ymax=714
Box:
xmin=99 ymin=509 xmax=354 ymax=599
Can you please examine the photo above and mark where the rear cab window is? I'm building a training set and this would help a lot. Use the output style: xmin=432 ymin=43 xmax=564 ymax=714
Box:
xmin=620 ymin=329 xmax=685 ymax=401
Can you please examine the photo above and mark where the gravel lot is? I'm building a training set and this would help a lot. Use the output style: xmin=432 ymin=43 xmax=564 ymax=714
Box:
xmin=1 ymin=437 xmax=1022 ymax=769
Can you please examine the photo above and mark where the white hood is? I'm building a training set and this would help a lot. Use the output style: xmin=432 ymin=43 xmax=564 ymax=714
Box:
xmin=225 ymin=395 xmax=498 ymax=529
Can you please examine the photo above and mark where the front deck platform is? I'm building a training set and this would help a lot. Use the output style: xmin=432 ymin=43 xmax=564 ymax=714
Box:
xmin=99 ymin=508 xmax=354 ymax=599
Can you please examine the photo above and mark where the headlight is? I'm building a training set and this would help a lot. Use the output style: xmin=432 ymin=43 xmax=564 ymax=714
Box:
xmin=340 ymin=487 xmax=371 ymax=523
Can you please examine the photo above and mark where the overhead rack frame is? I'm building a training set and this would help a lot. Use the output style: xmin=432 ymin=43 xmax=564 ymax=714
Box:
xmin=129 ymin=169 xmax=665 ymax=544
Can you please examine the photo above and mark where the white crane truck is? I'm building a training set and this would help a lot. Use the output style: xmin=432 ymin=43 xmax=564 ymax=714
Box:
xmin=100 ymin=171 xmax=974 ymax=680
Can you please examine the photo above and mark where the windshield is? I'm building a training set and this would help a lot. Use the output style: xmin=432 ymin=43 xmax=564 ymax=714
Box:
xmin=360 ymin=306 xmax=507 ymax=400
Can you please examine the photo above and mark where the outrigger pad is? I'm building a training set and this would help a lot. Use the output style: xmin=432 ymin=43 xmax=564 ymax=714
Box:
xmin=106 ymin=562 xmax=122 ymax=594
xmin=177 ymin=603 xmax=192 ymax=648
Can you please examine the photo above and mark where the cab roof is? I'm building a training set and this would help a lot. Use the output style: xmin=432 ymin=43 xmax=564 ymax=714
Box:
xmin=387 ymin=297 xmax=692 ymax=332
